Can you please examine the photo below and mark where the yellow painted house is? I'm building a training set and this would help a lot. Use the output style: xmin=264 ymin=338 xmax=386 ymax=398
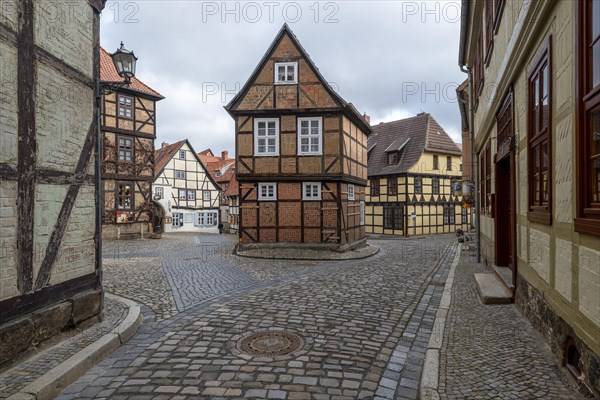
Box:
xmin=460 ymin=0 xmax=600 ymax=396
xmin=365 ymin=113 xmax=467 ymax=236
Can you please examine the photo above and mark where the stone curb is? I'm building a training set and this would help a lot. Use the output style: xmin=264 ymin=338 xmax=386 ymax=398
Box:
xmin=6 ymin=293 xmax=143 ymax=400
xmin=419 ymin=243 xmax=461 ymax=400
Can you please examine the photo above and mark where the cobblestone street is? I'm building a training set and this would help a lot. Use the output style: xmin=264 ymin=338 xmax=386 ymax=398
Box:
xmin=56 ymin=234 xmax=585 ymax=399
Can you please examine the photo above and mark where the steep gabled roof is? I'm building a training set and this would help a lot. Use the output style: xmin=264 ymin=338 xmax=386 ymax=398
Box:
xmin=100 ymin=47 xmax=164 ymax=99
xmin=368 ymin=113 xmax=462 ymax=177
xmin=224 ymin=24 xmax=371 ymax=135
xmin=223 ymin=172 xmax=239 ymax=198
xmin=153 ymin=140 xmax=222 ymax=191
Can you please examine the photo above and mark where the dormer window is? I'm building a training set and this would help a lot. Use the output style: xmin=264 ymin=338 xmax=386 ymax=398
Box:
xmin=275 ymin=62 xmax=298 ymax=84
xmin=388 ymin=152 xmax=399 ymax=164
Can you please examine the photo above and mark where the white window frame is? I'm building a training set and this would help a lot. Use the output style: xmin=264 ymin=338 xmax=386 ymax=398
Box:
xmin=187 ymin=190 xmax=195 ymax=200
xmin=175 ymin=170 xmax=185 ymax=179
xmin=258 ymin=183 xmax=277 ymax=201
xmin=155 ymin=186 xmax=163 ymax=199
xmin=302 ymin=182 xmax=321 ymax=201
xmin=179 ymin=189 xmax=186 ymax=200
xmin=203 ymin=190 xmax=211 ymax=201
xmin=254 ymin=118 xmax=279 ymax=156
xmin=274 ymin=61 xmax=298 ymax=84
xmin=348 ymin=184 xmax=355 ymax=200
xmin=179 ymin=150 xmax=186 ymax=160
xmin=297 ymin=117 xmax=322 ymax=155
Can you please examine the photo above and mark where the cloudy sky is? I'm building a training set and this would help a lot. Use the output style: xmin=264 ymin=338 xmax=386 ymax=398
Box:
xmin=100 ymin=0 xmax=466 ymax=155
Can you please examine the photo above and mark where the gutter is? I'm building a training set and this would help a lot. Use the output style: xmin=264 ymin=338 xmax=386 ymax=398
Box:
xmin=458 ymin=0 xmax=480 ymax=263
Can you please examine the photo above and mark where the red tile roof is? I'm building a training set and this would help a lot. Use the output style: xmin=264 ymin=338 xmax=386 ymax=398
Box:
xmin=100 ymin=47 xmax=163 ymax=99
xmin=223 ymin=172 xmax=239 ymax=197
xmin=153 ymin=140 xmax=185 ymax=176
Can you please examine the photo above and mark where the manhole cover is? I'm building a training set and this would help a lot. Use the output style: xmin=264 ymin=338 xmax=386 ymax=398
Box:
xmin=237 ymin=330 xmax=304 ymax=357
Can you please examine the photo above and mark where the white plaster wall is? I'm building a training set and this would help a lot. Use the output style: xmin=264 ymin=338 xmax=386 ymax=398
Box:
xmin=0 ymin=181 xmax=17 ymax=301
xmin=554 ymin=238 xmax=572 ymax=301
xmin=0 ymin=41 xmax=17 ymax=164
xmin=529 ymin=228 xmax=550 ymax=284
xmin=34 ymin=1 xmax=94 ymax=78
xmin=36 ymin=63 xmax=93 ymax=171
xmin=578 ymin=246 xmax=600 ymax=328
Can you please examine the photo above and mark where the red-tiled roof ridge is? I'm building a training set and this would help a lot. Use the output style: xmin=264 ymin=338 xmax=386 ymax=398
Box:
xmin=153 ymin=140 xmax=185 ymax=177
xmin=223 ymin=173 xmax=239 ymax=197
xmin=100 ymin=47 xmax=164 ymax=99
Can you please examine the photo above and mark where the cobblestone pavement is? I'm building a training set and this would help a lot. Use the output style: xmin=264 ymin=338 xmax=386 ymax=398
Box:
xmin=438 ymin=245 xmax=584 ymax=400
xmin=59 ymin=236 xmax=458 ymax=399
xmin=0 ymin=297 xmax=127 ymax=399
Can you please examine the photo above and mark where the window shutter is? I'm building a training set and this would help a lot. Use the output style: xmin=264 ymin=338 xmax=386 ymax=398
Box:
xmin=193 ymin=212 xmax=199 ymax=227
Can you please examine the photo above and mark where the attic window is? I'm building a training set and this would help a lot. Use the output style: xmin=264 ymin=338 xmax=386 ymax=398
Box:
xmin=275 ymin=62 xmax=298 ymax=84
xmin=388 ymin=152 xmax=399 ymax=165
xmin=216 ymin=171 xmax=222 ymax=177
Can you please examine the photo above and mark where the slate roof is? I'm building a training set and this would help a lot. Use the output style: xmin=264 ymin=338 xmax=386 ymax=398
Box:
xmin=100 ymin=47 xmax=164 ymax=99
xmin=368 ymin=113 xmax=462 ymax=177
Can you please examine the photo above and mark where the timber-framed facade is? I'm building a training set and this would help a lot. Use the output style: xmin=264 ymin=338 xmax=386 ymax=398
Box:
xmin=225 ymin=24 xmax=371 ymax=250
xmin=0 ymin=0 xmax=106 ymax=366
xmin=100 ymin=48 xmax=164 ymax=239
xmin=153 ymin=141 xmax=222 ymax=233
xmin=365 ymin=113 xmax=467 ymax=236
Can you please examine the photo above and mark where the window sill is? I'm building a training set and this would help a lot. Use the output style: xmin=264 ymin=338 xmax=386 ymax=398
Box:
xmin=528 ymin=211 xmax=552 ymax=225
xmin=574 ymin=218 xmax=600 ymax=237
xmin=274 ymin=81 xmax=298 ymax=85
xmin=254 ymin=153 xmax=280 ymax=157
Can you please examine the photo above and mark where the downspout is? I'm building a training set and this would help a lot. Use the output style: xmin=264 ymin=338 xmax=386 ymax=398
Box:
xmin=458 ymin=0 xmax=480 ymax=262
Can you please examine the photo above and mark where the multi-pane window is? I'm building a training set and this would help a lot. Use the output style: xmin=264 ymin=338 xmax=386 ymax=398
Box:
xmin=480 ymin=144 xmax=492 ymax=215
xmin=528 ymin=40 xmax=551 ymax=224
xmin=432 ymin=177 xmax=440 ymax=195
xmin=388 ymin=178 xmax=398 ymax=195
xmin=179 ymin=150 xmax=186 ymax=160
xmin=254 ymin=118 xmax=279 ymax=156
xmin=298 ymin=117 xmax=322 ymax=155
xmin=576 ymin=1 xmax=600 ymax=236
xmin=155 ymin=186 xmax=163 ymax=200
xmin=117 ymin=182 xmax=133 ymax=210
xmin=370 ymin=179 xmax=380 ymax=196
xmin=348 ymin=184 xmax=355 ymax=200
xmin=451 ymin=177 xmax=458 ymax=195
xmin=462 ymin=207 xmax=468 ymax=224
xmin=172 ymin=212 xmax=183 ymax=227
xmin=388 ymin=152 xmax=398 ymax=164
xmin=179 ymin=189 xmax=186 ymax=200
xmin=474 ymin=23 xmax=484 ymax=103
xmin=303 ymin=182 xmax=321 ymax=200
xmin=485 ymin=0 xmax=494 ymax=63
xmin=446 ymin=156 xmax=452 ymax=171
xmin=118 ymin=137 xmax=133 ymax=162
xmin=258 ymin=183 xmax=277 ymax=200
xmin=199 ymin=211 xmax=218 ymax=226
xmin=203 ymin=190 xmax=211 ymax=201
xmin=118 ymin=95 xmax=133 ymax=119
xmin=433 ymin=155 xmax=439 ymax=170
xmin=175 ymin=170 xmax=186 ymax=179
xmin=443 ymin=205 xmax=455 ymax=225
xmin=496 ymin=89 xmax=514 ymax=152
xmin=384 ymin=206 xmax=403 ymax=230
xmin=415 ymin=177 xmax=423 ymax=194
xmin=187 ymin=190 xmax=195 ymax=200
xmin=274 ymin=62 xmax=298 ymax=84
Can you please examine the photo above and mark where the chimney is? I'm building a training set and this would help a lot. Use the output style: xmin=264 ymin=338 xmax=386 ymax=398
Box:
xmin=161 ymin=142 xmax=169 ymax=148
xmin=221 ymin=150 xmax=229 ymax=160
xmin=363 ymin=113 xmax=371 ymax=124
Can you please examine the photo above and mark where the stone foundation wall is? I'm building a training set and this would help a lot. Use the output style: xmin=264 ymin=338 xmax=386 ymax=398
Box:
xmin=102 ymin=222 xmax=150 ymax=240
xmin=0 ymin=289 xmax=102 ymax=368
xmin=516 ymin=273 xmax=600 ymax=398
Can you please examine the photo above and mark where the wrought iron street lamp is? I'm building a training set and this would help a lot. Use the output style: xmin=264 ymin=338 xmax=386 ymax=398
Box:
xmin=95 ymin=42 xmax=137 ymax=308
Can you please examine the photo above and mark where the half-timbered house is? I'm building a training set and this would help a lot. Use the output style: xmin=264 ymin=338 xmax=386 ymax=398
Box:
xmin=100 ymin=47 xmax=164 ymax=239
xmin=153 ymin=140 xmax=221 ymax=233
xmin=225 ymin=24 xmax=372 ymax=250
xmin=223 ymin=173 xmax=240 ymax=233
xmin=460 ymin=1 xmax=600 ymax=394
xmin=365 ymin=113 xmax=467 ymax=236
xmin=0 ymin=0 xmax=105 ymax=366
xmin=199 ymin=149 xmax=236 ymax=231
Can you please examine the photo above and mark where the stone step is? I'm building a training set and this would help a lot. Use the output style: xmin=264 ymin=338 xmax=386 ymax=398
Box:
xmin=474 ymin=273 xmax=513 ymax=304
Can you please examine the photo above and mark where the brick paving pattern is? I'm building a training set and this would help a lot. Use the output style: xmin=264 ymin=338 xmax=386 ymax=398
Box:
xmin=0 ymin=297 xmax=128 ymax=399
xmin=438 ymin=245 xmax=584 ymax=400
